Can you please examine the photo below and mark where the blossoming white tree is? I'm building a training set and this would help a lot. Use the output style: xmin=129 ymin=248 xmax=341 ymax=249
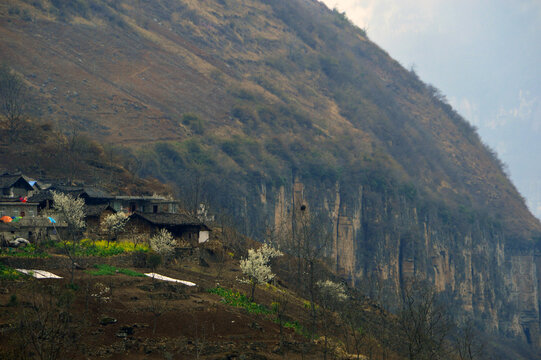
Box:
xmin=52 ymin=191 xmax=86 ymax=284
xmin=150 ymin=228 xmax=176 ymax=262
xmin=101 ymin=212 xmax=128 ymax=244
xmin=239 ymin=243 xmax=283 ymax=301
xmin=316 ymin=280 xmax=347 ymax=304
xmin=52 ymin=191 xmax=85 ymax=237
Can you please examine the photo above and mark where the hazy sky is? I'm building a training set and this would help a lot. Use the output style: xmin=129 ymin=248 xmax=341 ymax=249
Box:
xmin=320 ymin=0 xmax=541 ymax=219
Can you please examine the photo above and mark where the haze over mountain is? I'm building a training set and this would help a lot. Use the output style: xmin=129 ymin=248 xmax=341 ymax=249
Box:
xmin=1 ymin=0 xmax=541 ymax=352
xmin=322 ymin=0 xmax=541 ymax=220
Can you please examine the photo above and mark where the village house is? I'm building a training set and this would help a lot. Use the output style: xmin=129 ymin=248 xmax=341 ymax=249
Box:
xmin=1 ymin=173 xmax=212 ymax=247
xmin=0 ymin=215 xmax=67 ymax=245
xmin=0 ymin=172 xmax=36 ymax=198
xmin=29 ymin=185 xmax=113 ymax=213
xmin=124 ymin=211 xmax=210 ymax=245
xmin=84 ymin=204 xmax=117 ymax=237
xmin=110 ymin=196 xmax=180 ymax=214
xmin=0 ymin=198 xmax=39 ymax=219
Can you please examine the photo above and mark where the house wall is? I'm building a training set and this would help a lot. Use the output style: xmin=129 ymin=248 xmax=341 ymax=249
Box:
xmin=0 ymin=203 xmax=38 ymax=218
xmin=1 ymin=224 xmax=64 ymax=243
xmin=198 ymin=230 xmax=210 ymax=244
xmin=1 ymin=182 xmax=33 ymax=198
xmin=120 ymin=217 xmax=153 ymax=242
xmin=171 ymin=225 xmax=201 ymax=245
xmin=110 ymin=199 xmax=178 ymax=214
xmin=142 ymin=202 xmax=176 ymax=213
xmin=118 ymin=217 xmax=207 ymax=248
xmin=85 ymin=209 xmax=116 ymax=237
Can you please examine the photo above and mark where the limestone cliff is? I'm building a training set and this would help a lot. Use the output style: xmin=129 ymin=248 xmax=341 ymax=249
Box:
xmin=262 ymin=178 xmax=541 ymax=346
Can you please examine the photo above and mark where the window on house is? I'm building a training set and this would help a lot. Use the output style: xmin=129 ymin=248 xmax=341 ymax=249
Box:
xmin=153 ymin=205 xmax=158 ymax=213
xmin=129 ymin=202 xmax=136 ymax=212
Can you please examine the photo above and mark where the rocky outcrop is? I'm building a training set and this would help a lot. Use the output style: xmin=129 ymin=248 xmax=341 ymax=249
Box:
xmin=256 ymin=178 xmax=541 ymax=346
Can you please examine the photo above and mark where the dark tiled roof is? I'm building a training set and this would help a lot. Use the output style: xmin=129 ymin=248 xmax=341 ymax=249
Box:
xmin=85 ymin=204 xmax=115 ymax=217
xmin=0 ymin=199 xmax=38 ymax=205
xmin=114 ymin=196 xmax=177 ymax=202
xmin=0 ymin=174 xmax=33 ymax=190
xmin=29 ymin=186 xmax=112 ymax=203
xmin=131 ymin=211 xmax=208 ymax=229
xmin=28 ymin=190 xmax=54 ymax=203
xmin=49 ymin=185 xmax=112 ymax=199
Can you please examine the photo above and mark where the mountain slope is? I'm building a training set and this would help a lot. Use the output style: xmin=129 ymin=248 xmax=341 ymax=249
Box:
xmin=1 ymin=0 xmax=537 ymax=232
xmin=1 ymin=0 xmax=541 ymax=349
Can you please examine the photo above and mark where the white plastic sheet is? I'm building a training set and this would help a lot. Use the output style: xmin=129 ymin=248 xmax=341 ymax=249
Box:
xmin=144 ymin=272 xmax=196 ymax=286
xmin=16 ymin=269 xmax=62 ymax=279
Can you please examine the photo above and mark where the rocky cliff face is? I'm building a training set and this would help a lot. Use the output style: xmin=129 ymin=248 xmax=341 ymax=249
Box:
xmin=255 ymin=178 xmax=540 ymax=346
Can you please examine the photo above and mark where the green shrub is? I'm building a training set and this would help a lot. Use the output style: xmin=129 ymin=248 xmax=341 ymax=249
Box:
xmin=21 ymin=9 xmax=32 ymax=21
xmin=132 ymin=249 xmax=148 ymax=268
xmin=184 ymin=139 xmax=215 ymax=167
xmin=221 ymin=140 xmax=243 ymax=157
xmin=53 ymin=239 xmax=149 ymax=257
xmin=87 ymin=264 xmax=145 ymax=277
xmin=51 ymin=0 xmax=89 ymax=18
xmin=0 ymin=264 xmax=21 ymax=280
xmin=0 ymin=244 xmax=49 ymax=258
xmin=181 ymin=113 xmax=204 ymax=134
xmin=7 ymin=294 xmax=18 ymax=306
xmin=208 ymin=286 xmax=271 ymax=314
xmin=8 ymin=6 xmax=20 ymax=15
xmin=146 ymin=252 xmax=162 ymax=270
xmin=231 ymin=105 xmax=257 ymax=126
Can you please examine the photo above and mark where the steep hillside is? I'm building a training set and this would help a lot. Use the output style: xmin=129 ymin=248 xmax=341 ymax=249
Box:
xmin=2 ymin=0 xmax=541 ymax=348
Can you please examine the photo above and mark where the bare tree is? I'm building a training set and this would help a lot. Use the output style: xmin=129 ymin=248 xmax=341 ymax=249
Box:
xmin=0 ymin=65 xmax=26 ymax=141
xmin=148 ymin=282 xmax=169 ymax=335
xmin=268 ymin=210 xmax=331 ymax=336
xmin=294 ymin=211 xmax=331 ymax=335
xmin=316 ymin=280 xmax=347 ymax=360
xmin=453 ymin=319 xmax=485 ymax=360
xmin=398 ymin=279 xmax=453 ymax=360
xmin=339 ymin=301 xmax=367 ymax=360
xmin=193 ymin=318 xmax=207 ymax=359
xmin=271 ymin=287 xmax=291 ymax=352
xmin=12 ymin=282 xmax=78 ymax=360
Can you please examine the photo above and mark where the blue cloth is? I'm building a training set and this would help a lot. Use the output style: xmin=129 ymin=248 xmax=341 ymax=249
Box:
xmin=48 ymin=217 xmax=57 ymax=224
